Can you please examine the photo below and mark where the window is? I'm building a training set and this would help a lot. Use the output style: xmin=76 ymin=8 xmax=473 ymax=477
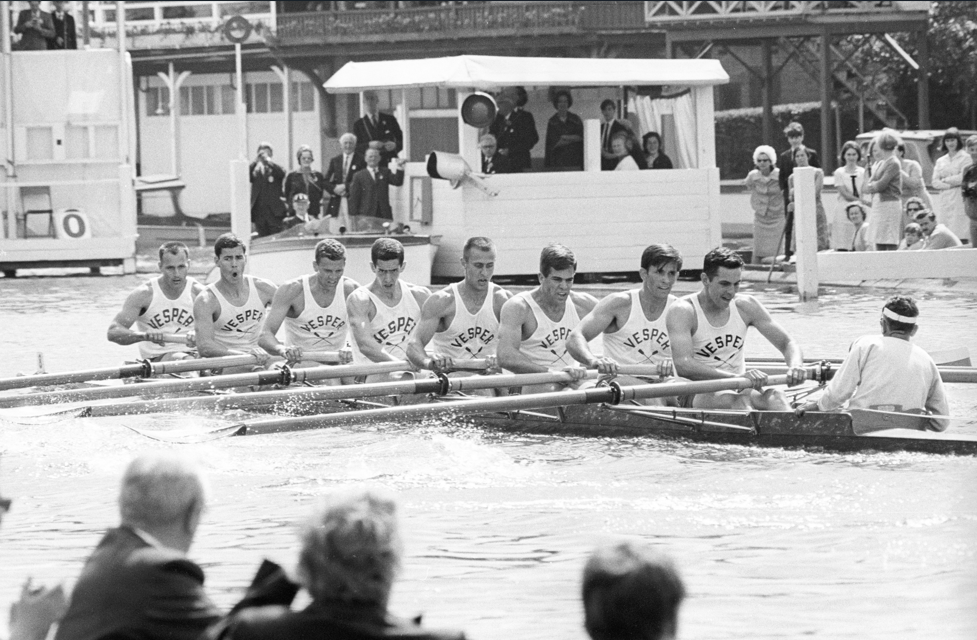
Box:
xmin=179 ymin=85 xmax=230 ymax=116
xmin=162 ymin=4 xmax=213 ymax=19
xmin=246 ymin=82 xmax=287 ymax=114
xmin=146 ymin=86 xmax=170 ymax=117
xmin=406 ymin=87 xmax=456 ymax=110
xmin=291 ymin=81 xmax=315 ymax=112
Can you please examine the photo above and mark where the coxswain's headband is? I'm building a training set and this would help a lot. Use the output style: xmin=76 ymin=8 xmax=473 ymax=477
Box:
xmin=882 ymin=307 xmax=917 ymax=324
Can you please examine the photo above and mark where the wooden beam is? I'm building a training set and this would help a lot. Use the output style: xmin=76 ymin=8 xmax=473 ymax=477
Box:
xmin=820 ymin=29 xmax=833 ymax=173
xmin=917 ymin=28 xmax=930 ymax=129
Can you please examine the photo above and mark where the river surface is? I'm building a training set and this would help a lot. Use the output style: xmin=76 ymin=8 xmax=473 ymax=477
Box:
xmin=1 ymin=274 xmax=976 ymax=640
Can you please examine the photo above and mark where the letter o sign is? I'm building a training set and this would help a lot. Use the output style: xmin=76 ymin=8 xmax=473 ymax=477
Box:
xmin=60 ymin=212 xmax=87 ymax=238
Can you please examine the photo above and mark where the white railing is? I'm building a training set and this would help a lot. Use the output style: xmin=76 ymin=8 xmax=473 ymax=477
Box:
xmin=644 ymin=1 xmax=929 ymax=22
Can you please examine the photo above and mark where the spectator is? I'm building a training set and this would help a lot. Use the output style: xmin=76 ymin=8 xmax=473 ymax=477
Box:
xmin=55 ymin=453 xmax=221 ymax=640
xmin=960 ymin=134 xmax=977 ymax=245
xmin=897 ymin=222 xmax=924 ymax=251
xmin=599 ymin=99 xmax=629 ymax=171
xmin=778 ymin=122 xmax=820 ymax=260
xmin=490 ymin=87 xmax=539 ymax=173
xmin=2 ymin=491 xmax=68 ymax=640
xmin=610 ymin=133 xmax=639 ymax=171
xmin=642 ymin=132 xmax=674 ymax=170
xmin=787 ymin=145 xmax=829 ymax=251
xmin=249 ymin=142 xmax=286 ymax=238
xmin=210 ymin=488 xmax=466 ymax=640
xmin=347 ymin=148 xmax=405 ymax=232
xmin=846 ymin=202 xmax=871 ymax=252
xmin=897 ymin=141 xmax=933 ymax=211
xmin=13 ymin=1 xmax=54 ymax=51
xmin=744 ymin=145 xmax=784 ymax=264
xmin=283 ymin=193 xmax=310 ymax=229
xmin=544 ymin=89 xmax=584 ymax=171
xmin=831 ymin=140 xmax=866 ymax=250
xmin=323 ymin=132 xmax=364 ymax=234
xmin=861 ymin=131 xmax=903 ymax=251
xmin=913 ymin=209 xmax=963 ymax=250
xmin=903 ymin=196 xmax=926 ymax=228
xmin=582 ymin=540 xmax=686 ymax=640
xmin=47 ymin=0 xmax=76 ymax=50
xmin=932 ymin=127 xmax=973 ymax=243
xmin=479 ymin=133 xmax=510 ymax=174
xmin=284 ymin=144 xmax=326 ymax=221
xmin=353 ymin=91 xmax=403 ymax=164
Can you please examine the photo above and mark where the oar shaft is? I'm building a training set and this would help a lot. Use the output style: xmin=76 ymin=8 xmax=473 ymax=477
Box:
xmin=756 ymin=363 xmax=976 ymax=384
xmin=149 ymin=355 xmax=260 ymax=375
xmin=0 ymin=364 xmax=145 ymax=391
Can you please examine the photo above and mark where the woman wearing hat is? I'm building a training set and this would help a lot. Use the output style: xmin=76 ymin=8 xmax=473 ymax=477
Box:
xmin=744 ymin=145 xmax=784 ymax=263
xmin=284 ymin=145 xmax=326 ymax=222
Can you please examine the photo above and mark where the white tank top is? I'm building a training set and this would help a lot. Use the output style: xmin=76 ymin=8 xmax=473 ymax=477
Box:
xmin=134 ymin=277 xmax=197 ymax=359
xmin=351 ymin=281 xmax=421 ymax=363
xmin=283 ymin=275 xmax=350 ymax=351
xmin=208 ymin=277 xmax=265 ymax=352
xmin=688 ymin=293 xmax=748 ymax=374
xmin=518 ymin=291 xmax=581 ymax=368
xmin=430 ymin=282 xmax=501 ymax=360
xmin=602 ymin=290 xmax=674 ymax=366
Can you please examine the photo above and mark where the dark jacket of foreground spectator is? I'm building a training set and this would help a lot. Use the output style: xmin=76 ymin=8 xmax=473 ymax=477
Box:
xmin=14 ymin=7 xmax=55 ymax=50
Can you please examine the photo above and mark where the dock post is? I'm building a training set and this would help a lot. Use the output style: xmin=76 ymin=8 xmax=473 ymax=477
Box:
xmin=793 ymin=166 xmax=819 ymax=301
xmin=229 ymin=159 xmax=250 ymax=250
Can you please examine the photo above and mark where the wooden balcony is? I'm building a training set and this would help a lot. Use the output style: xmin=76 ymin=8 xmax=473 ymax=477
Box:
xmin=275 ymin=2 xmax=583 ymax=45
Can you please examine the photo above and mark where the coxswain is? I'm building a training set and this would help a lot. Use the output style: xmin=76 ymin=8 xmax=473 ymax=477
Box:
xmin=666 ymin=247 xmax=807 ymax=409
xmin=259 ymin=239 xmax=358 ymax=378
xmin=347 ymin=238 xmax=431 ymax=382
xmin=107 ymin=241 xmax=203 ymax=362
xmin=497 ymin=243 xmax=598 ymax=393
xmin=406 ymin=236 xmax=511 ymax=378
xmin=796 ymin=296 xmax=949 ymax=431
xmin=567 ymin=243 xmax=681 ymax=404
xmin=193 ymin=233 xmax=275 ymax=373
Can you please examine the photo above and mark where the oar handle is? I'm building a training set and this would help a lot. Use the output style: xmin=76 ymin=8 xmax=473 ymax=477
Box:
xmin=158 ymin=333 xmax=191 ymax=344
xmin=149 ymin=354 xmax=260 ymax=375
xmin=449 ymin=358 xmax=489 ymax=371
xmin=302 ymin=351 xmax=343 ymax=364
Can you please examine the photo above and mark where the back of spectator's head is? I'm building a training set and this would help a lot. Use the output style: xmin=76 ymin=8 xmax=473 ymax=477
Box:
xmin=297 ymin=488 xmax=402 ymax=607
xmin=118 ymin=453 xmax=207 ymax=544
xmin=583 ymin=541 xmax=686 ymax=640
xmin=514 ymin=86 xmax=529 ymax=107
xmin=784 ymin=122 xmax=804 ymax=139
xmin=872 ymin=130 xmax=900 ymax=152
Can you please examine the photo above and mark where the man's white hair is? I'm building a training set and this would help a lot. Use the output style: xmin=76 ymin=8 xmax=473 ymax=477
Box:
xmin=118 ymin=452 xmax=206 ymax=529
xmin=340 ymin=132 xmax=357 ymax=145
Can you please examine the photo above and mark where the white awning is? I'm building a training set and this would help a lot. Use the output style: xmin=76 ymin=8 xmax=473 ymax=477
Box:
xmin=324 ymin=55 xmax=728 ymax=93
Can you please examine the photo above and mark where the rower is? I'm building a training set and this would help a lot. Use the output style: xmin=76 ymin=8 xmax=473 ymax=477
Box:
xmin=406 ymin=236 xmax=512 ymax=377
xmin=107 ymin=241 xmax=203 ymax=362
xmin=258 ymin=239 xmax=358 ymax=376
xmin=497 ymin=243 xmax=598 ymax=393
xmin=193 ymin=233 xmax=275 ymax=373
xmin=796 ymin=296 xmax=949 ymax=431
xmin=347 ymin=237 xmax=431 ymax=382
xmin=666 ymin=247 xmax=807 ymax=409
xmin=567 ymin=243 xmax=681 ymax=404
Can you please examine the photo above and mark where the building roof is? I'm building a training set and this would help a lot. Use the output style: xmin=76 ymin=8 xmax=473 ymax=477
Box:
xmin=324 ymin=54 xmax=729 ymax=93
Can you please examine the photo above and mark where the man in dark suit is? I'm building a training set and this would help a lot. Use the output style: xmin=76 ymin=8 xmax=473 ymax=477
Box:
xmin=13 ymin=1 xmax=55 ymax=51
xmin=490 ymin=88 xmax=539 ymax=173
xmin=47 ymin=0 xmax=77 ymax=50
xmin=599 ymin=99 xmax=629 ymax=171
xmin=352 ymin=91 xmax=403 ymax=165
xmin=55 ymin=453 xmax=219 ymax=640
xmin=249 ymin=142 xmax=287 ymax=238
xmin=479 ymin=133 xmax=510 ymax=174
xmin=347 ymin=148 xmax=405 ymax=232
xmin=777 ymin=122 xmax=820 ymax=260
xmin=323 ymin=132 xmax=365 ymax=232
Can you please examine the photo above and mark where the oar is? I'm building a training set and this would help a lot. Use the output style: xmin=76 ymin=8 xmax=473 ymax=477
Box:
xmin=50 ymin=366 xmax=636 ymax=420
xmin=0 ymin=361 xmax=413 ymax=409
xmin=755 ymin=363 xmax=977 ymax=384
xmin=229 ymin=374 xmax=793 ymax=436
xmin=0 ymin=354 xmax=263 ymax=393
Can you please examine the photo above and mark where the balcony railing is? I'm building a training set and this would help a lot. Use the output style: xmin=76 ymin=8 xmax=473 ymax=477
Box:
xmin=643 ymin=1 xmax=930 ymax=23
xmin=276 ymin=2 xmax=582 ymax=42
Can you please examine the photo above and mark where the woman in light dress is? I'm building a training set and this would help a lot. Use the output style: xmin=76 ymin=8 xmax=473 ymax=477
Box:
xmin=744 ymin=145 xmax=784 ymax=263
xmin=861 ymin=131 xmax=903 ymax=251
xmin=897 ymin=141 xmax=933 ymax=211
xmin=787 ymin=145 xmax=829 ymax=251
xmin=611 ymin=133 xmax=640 ymax=171
xmin=932 ymin=127 xmax=974 ymax=243
xmin=831 ymin=140 xmax=866 ymax=250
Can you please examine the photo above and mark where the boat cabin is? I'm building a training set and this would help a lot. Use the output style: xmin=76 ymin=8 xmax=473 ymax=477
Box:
xmin=324 ymin=54 xmax=729 ymax=278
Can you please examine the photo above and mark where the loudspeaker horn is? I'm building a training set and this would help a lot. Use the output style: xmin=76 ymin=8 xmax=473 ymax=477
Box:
xmin=460 ymin=92 xmax=497 ymax=128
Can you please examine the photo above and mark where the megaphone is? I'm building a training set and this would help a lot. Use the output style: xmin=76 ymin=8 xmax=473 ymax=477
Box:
xmin=460 ymin=92 xmax=497 ymax=128
xmin=426 ymin=151 xmax=499 ymax=197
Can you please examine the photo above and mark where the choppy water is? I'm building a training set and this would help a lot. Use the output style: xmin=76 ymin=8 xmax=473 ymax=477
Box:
xmin=1 ymin=274 xmax=976 ymax=639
